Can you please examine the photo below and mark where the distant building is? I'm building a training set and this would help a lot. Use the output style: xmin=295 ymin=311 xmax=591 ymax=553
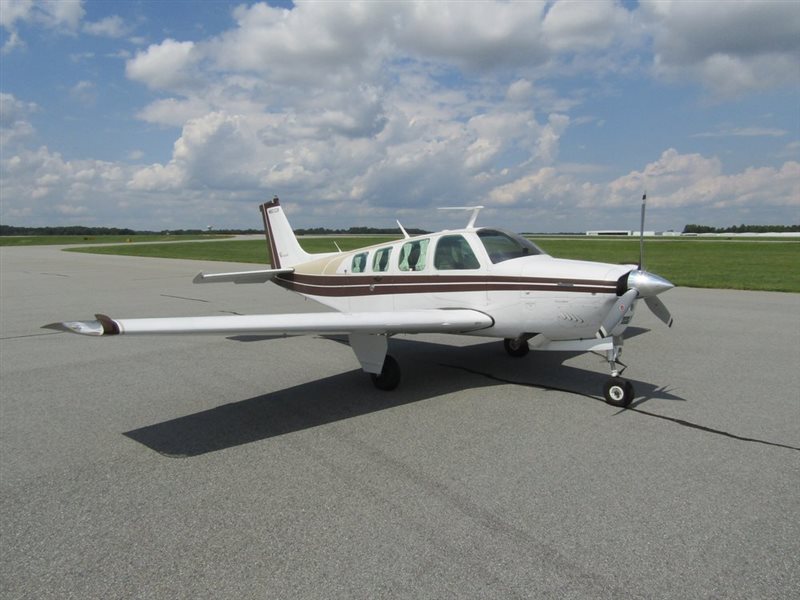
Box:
xmin=586 ymin=230 xmax=664 ymax=236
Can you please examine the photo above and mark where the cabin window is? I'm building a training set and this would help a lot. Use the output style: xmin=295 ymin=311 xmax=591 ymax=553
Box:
xmin=434 ymin=235 xmax=480 ymax=270
xmin=351 ymin=252 xmax=368 ymax=273
xmin=398 ymin=239 xmax=429 ymax=271
xmin=477 ymin=229 xmax=544 ymax=264
xmin=372 ymin=247 xmax=392 ymax=272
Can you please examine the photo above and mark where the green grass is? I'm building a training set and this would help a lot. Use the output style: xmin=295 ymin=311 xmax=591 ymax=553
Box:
xmin=0 ymin=234 xmax=230 ymax=246
xmin=532 ymin=238 xmax=800 ymax=293
xmin=64 ymin=235 xmax=800 ymax=292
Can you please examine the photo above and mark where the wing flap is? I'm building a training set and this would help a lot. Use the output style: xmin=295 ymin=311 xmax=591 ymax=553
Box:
xmin=192 ymin=267 xmax=293 ymax=284
xmin=49 ymin=309 xmax=494 ymax=337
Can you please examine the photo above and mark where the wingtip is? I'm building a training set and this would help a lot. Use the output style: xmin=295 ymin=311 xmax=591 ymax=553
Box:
xmin=42 ymin=314 xmax=120 ymax=336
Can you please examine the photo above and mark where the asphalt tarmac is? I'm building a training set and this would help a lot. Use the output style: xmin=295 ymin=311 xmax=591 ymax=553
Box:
xmin=2 ymin=245 xmax=798 ymax=599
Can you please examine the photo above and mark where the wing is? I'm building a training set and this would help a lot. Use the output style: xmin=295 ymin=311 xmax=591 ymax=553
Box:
xmin=192 ymin=267 xmax=293 ymax=284
xmin=45 ymin=309 xmax=494 ymax=337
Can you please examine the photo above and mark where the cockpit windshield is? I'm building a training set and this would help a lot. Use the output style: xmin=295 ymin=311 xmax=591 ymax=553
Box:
xmin=477 ymin=229 xmax=545 ymax=264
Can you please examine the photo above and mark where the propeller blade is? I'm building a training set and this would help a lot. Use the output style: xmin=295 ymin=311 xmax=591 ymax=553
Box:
xmin=645 ymin=296 xmax=674 ymax=327
xmin=639 ymin=193 xmax=646 ymax=269
xmin=596 ymin=288 xmax=638 ymax=339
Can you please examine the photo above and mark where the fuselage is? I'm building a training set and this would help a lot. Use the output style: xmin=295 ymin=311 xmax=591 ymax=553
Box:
xmin=272 ymin=227 xmax=637 ymax=341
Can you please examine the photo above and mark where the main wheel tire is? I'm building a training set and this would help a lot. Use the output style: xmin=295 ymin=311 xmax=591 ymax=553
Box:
xmin=371 ymin=355 xmax=401 ymax=391
xmin=603 ymin=377 xmax=634 ymax=407
xmin=503 ymin=338 xmax=530 ymax=357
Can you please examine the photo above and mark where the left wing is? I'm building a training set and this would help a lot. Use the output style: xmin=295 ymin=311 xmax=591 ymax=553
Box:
xmin=46 ymin=309 xmax=494 ymax=337
xmin=192 ymin=267 xmax=293 ymax=284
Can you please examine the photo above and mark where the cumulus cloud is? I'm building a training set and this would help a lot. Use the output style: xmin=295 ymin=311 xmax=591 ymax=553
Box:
xmin=641 ymin=0 xmax=800 ymax=97
xmin=1 ymin=0 xmax=85 ymax=52
xmin=83 ymin=15 xmax=130 ymax=39
xmin=3 ymin=1 xmax=798 ymax=230
xmin=0 ymin=92 xmax=37 ymax=146
xmin=125 ymin=39 xmax=199 ymax=91
xmin=542 ymin=0 xmax=632 ymax=52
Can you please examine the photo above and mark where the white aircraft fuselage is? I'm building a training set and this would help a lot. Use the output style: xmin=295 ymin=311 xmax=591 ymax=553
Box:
xmin=279 ymin=234 xmax=635 ymax=342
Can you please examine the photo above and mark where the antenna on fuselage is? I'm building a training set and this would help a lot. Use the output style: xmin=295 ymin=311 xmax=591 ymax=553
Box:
xmin=438 ymin=206 xmax=484 ymax=229
xmin=397 ymin=220 xmax=410 ymax=239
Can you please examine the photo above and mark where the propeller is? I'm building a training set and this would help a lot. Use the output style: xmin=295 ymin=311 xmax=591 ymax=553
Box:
xmin=595 ymin=194 xmax=675 ymax=339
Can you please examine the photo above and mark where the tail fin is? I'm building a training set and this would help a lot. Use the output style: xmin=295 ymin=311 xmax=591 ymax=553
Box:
xmin=260 ymin=197 xmax=313 ymax=268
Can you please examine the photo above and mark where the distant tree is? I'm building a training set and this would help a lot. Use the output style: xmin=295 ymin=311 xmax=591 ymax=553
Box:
xmin=682 ymin=224 xmax=800 ymax=234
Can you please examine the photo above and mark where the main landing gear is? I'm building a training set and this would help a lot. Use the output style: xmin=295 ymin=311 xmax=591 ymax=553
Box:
xmin=503 ymin=337 xmax=530 ymax=358
xmin=371 ymin=355 xmax=401 ymax=391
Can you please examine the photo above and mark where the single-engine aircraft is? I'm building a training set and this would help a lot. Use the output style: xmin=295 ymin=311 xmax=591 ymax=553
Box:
xmin=50 ymin=195 xmax=674 ymax=407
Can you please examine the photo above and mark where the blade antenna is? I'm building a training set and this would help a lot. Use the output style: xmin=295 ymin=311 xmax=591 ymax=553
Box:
xmin=638 ymin=193 xmax=647 ymax=270
xmin=397 ymin=220 xmax=410 ymax=239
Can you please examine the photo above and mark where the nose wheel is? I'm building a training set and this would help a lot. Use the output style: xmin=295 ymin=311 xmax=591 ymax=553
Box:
xmin=602 ymin=338 xmax=634 ymax=407
xmin=603 ymin=377 xmax=634 ymax=407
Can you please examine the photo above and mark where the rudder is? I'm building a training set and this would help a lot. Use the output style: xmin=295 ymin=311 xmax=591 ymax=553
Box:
xmin=260 ymin=197 xmax=312 ymax=268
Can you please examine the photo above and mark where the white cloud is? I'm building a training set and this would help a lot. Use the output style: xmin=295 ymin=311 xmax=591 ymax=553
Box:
xmin=1 ymin=0 xmax=85 ymax=53
xmin=136 ymin=97 xmax=211 ymax=127
xmin=542 ymin=0 xmax=632 ymax=52
xmin=69 ymin=80 xmax=96 ymax=106
xmin=83 ymin=15 xmax=130 ymax=39
xmin=641 ymin=0 xmax=800 ymax=97
xmin=0 ymin=92 xmax=37 ymax=146
xmin=125 ymin=39 xmax=198 ymax=91
xmin=3 ymin=1 xmax=798 ymax=231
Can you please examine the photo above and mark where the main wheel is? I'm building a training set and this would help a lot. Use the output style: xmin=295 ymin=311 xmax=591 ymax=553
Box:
xmin=371 ymin=355 xmax=401 ymax=391
xmin=603 ymin=377 xmax=634 ymax=407
xmin=503 ymin=338 xmax=530 ymax=357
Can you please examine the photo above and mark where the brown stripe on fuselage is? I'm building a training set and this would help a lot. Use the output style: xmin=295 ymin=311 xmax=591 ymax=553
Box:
xmin=273 ymin=273 xmax=617 ymax=297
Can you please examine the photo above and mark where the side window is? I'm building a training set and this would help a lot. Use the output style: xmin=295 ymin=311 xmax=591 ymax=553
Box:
xmin=434 ymin=235 xmax=480 ymax=270
xmin=351 ymin=252 xmax=368 ymax=273
xmin=372 ymin=247 xmax=392 ymax=272
xmin=398 ymin=239 xmax=429 ymax=272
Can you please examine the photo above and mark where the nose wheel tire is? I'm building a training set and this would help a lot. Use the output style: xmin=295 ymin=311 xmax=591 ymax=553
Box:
xmin=603 ymin=377 xmax=634 ymax=407
xmin=371 ymin=355 xmax=401 ymax=391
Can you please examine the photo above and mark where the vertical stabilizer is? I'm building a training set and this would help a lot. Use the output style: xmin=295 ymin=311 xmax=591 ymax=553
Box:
xmin=260 ymin=197 xmax=313 ymax=268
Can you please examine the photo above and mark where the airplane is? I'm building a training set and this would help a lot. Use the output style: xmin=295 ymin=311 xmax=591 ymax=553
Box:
xmin=49 ymin=195 xmax=674 ymax=408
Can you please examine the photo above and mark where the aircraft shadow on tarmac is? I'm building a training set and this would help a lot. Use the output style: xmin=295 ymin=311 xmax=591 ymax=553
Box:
xmin=124 ymin=330 xmax=684 ymax=458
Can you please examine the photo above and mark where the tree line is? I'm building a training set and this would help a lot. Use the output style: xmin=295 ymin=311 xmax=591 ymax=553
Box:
xmin=682 ymin=224 xmax=800 ymax=234
xmin=0 ymin=225 xmax=261 ymax=236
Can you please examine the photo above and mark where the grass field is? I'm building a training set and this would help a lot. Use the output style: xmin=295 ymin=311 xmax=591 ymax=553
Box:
xmin=62 ymin=235 xmax=800 ymax=293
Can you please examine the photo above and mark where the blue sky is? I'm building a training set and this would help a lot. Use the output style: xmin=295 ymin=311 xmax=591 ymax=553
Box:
xmin=1 ymin=0 xmax=798 ymax=232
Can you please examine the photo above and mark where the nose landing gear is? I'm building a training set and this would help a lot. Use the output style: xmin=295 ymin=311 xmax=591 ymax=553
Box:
xmin=603 ymin=339 xmax=634 ymax=407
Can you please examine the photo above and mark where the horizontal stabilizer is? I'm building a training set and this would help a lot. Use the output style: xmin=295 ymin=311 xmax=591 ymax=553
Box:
xmin=193 ymin=268 xmax=293 ymax=284
xmin=47 ymin=309 xmax=494 ymax=337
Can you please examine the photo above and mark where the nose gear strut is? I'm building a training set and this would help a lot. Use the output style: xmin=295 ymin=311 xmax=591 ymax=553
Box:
xmin=602 ymin=337 xmax=634 ymax=407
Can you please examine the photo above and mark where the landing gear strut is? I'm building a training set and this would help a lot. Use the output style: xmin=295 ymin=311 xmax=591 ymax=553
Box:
xmin=602 ymin=339 xmax=635 ymax=407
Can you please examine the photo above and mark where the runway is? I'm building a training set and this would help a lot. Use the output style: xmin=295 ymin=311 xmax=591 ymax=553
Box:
xmin=1 ymin=245 xmax=798 ymax=599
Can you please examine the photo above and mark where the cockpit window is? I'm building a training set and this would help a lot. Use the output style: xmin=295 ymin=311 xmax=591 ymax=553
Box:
xmin=477 ymin=229 xmax=544 ymax=264
xmin=434 ymin=235 xmax=480 ymax=270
